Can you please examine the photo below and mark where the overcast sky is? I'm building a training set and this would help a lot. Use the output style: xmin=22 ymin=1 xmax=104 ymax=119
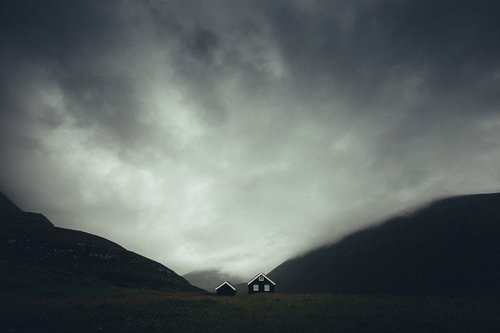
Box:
xmin=1 ymin=0 xmax=500 ymax=277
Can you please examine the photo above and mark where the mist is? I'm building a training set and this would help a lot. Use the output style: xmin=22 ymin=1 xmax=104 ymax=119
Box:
xmin=1 ymin=0 xmax=500 ymax=276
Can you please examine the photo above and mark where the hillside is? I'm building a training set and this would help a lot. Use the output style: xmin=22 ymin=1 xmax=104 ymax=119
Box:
xmin=269 ymin=192 xmax=500 ymax=295
xmin=0 ymin=192 xmax=202 ymax=293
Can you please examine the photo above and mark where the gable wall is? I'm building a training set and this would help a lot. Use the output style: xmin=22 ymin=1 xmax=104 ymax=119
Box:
xmin=248 ymin=277 xmax=275 ymax=294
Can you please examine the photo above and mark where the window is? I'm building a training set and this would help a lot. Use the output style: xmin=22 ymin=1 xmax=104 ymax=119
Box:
xmin=253 ymin=284 xmax=259 ymax=291
xmin=259 ymin=276 xmax=264 ymax=281
xmin=264 ymin=284 xmax=270 ymax=292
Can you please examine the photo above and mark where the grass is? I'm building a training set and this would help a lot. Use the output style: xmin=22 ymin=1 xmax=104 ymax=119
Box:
xmin=1 ymin=286 xmax=499 ymax=332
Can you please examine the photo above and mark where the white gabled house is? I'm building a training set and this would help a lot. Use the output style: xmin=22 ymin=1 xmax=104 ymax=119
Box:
xmin=247 ymin=272 xmax=276 ymax=294
xmin=215 ymin=281 xmax=236 ymax=296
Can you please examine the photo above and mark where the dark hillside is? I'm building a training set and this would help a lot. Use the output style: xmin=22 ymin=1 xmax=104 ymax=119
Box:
xmin=269 ymin=193 xmax=500 ymax=295
xmin=0 ymin=192 xmax=202 ymax=293
xmin=0 ymin=192 xmax=22 ymax=213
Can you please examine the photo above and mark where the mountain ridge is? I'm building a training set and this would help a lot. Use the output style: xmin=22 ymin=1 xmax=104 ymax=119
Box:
xmin=0 ymin=191 xmax=202 ymax=293
xmin=269 ymin=192 xmax=500 ymax=296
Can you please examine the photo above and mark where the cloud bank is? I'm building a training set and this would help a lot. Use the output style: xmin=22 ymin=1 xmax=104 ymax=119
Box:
xmin=1 ymin=0 xmax=500 ymax=276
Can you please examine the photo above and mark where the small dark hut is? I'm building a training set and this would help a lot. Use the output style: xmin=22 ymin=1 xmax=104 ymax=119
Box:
xmin=247 ymin=273 xmax=276 ymax=294
xmin=215 ymin=281 xmax=236 ymax=296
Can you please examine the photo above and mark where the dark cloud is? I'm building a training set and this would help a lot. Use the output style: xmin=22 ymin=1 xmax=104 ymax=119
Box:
xmin=186 ymin=26 xmax=218 ymax=61
xmin=264 ymin=0 xmax=500 ymax=111
xmin=1 ymin=0 xmax=500 ymax=276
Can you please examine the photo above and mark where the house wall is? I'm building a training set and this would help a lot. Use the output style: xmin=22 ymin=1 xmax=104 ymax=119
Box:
xmin=247 ymin=277 xmax=275 ymax=294
xmin=216 ymin=284 xmax=236 ymax=296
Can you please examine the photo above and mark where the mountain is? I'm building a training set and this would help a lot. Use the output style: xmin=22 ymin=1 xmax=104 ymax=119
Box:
xmin=0 ymin=192 xmax=202 ymax=292
xmin=269 ymin=192 xmax=500 ymax=296
xmin=183 ymin=269 xmax=245 ymax=292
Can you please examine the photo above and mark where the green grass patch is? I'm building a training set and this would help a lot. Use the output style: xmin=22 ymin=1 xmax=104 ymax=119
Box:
xmin=1 ymin=287 xmax=499 ymax=332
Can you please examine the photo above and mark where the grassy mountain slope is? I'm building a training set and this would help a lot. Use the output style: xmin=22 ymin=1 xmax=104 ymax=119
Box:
xmin=269 ymin=193 xmax=500 ymax=295
xmin=0 ymin=192 xmax=202 ymax=293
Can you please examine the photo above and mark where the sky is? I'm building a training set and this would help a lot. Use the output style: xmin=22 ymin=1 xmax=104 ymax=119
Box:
xmin=1 ymin=0 xmax=500 ymax=278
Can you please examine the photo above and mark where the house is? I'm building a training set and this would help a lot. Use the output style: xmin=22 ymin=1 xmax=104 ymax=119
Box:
xmin=215 ymin=281 xmax=236 ymax=296
xmin=247 ymin=272 xmax=276 ymax=294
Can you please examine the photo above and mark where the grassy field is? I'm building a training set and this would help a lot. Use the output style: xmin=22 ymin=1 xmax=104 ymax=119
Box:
xmin=1 ymin=287 xmax=499 ymax=333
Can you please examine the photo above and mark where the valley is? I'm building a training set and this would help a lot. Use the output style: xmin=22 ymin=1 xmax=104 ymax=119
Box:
xmin=1 ymin=285 xmax=499 ymax=332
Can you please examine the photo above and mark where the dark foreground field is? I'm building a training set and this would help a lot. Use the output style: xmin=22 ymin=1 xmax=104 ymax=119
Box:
xmin=1 ymin=287 xmax=499 ymax=333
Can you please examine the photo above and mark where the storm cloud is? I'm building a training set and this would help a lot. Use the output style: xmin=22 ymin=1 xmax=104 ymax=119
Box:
xmin=1 ymin=0 xmax=500 ymax=277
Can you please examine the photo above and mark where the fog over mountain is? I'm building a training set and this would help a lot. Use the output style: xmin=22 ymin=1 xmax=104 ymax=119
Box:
xmin=1 ymin=1 xmax=500 ymax=276
xmin=0 ymin=192 xmax=199 ymax=292
xmin=269 ymin=192 xmax=500 ymax=295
